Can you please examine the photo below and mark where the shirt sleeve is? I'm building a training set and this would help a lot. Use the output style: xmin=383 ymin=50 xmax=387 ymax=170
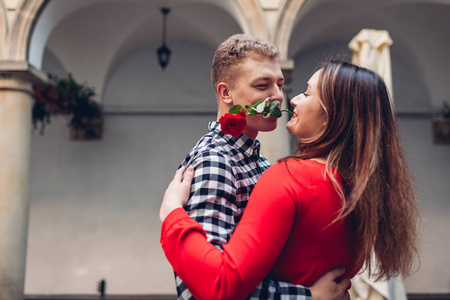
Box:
xmin=161 ymin=162 xmax=311 ymax=300
xmin=173 ymin=150 xmax=239 ymax=299
xmin=183 ymin=150 xmax=238 ymax=248
xmin=248 ymin=279 xmax=311 ymax=300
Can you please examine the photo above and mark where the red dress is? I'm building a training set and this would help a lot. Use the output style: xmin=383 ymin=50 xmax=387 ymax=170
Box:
xmin=161 ymin=159 xmax=359 ymax=300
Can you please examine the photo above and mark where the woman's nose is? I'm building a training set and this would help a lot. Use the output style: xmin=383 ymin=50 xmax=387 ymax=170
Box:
xmin=290 ymin=96 xmax=298 ymax=106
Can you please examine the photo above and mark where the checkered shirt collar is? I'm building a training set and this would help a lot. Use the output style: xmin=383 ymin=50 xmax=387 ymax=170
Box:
xmin=208 ymin=121 xmax=262 ymax=159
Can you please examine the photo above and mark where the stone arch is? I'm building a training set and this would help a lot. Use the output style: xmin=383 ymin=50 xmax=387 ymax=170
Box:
xmin=273 ymin=0 xmax=307 ymax=60
xmin=4 ymin=0 xmax=47 ymax=61
xmin=233 ymin=0 xmax=267 ymax=39
xmin=30 ymin=0 xmax=247 ymax=102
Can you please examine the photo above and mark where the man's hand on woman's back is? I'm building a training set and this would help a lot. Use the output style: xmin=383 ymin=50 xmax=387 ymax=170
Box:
xmin=310 ymin=267 xmax=351 ymax=300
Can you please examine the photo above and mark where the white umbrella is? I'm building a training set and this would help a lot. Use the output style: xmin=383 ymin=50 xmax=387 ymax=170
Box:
xmin=349 ymin=29 xmax=394 ymax=110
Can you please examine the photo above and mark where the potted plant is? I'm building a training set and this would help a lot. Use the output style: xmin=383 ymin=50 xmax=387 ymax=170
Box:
xmin=432 ymin=101 xmax=450 ymax=144
xmin=32 ymin=73 xmax=103 ymax=140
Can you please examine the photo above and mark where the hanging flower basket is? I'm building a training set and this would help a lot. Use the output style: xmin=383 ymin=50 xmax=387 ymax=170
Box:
xmin=432 ymin=101 xmax=450 ymax=144
xmin=32 ymin=73 xmax=103 ymax=140
xmin=70 ymin=115 xmax=103 ymax=140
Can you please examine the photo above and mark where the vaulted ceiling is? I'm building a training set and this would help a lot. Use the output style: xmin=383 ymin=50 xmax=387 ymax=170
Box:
xmin=29 ymin=0 xmax=450 ymax=108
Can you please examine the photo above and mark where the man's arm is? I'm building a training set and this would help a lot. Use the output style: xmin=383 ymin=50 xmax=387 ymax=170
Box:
xmin=183 ymin=152 xmax=238 ymax=247
xmin=249 ymin=279 xmax=311 ymax=300
xmin=310 ymin=268 xmax=351 ymax=300
xmin=248 ymin=268 xmax=350 ymax=300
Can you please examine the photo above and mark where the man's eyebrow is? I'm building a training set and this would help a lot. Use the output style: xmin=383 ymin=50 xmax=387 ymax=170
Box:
xmin=253 ymin=77 xmax=277 ymax=80
xmin=250 ymin=76 xmax=285 ymax=85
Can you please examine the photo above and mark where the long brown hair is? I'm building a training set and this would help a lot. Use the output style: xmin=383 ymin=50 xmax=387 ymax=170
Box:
xmin=282 ymin=60 xmax=420 ymax=281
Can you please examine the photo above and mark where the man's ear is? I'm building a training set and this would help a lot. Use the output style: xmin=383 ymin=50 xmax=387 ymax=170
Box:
xmin=217 ymin=82 xmax=233 ymax=105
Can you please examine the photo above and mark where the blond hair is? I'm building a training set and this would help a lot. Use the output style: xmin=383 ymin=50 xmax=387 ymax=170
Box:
xmin=211 ymin=34 xmax=279 ymax=90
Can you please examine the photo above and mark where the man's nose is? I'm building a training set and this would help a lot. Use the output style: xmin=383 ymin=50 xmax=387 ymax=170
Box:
xmin=271 ymin=85 xmax=284 ymax=101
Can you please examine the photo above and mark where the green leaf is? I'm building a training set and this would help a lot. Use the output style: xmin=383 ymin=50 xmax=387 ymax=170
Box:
xmin=270 ymin=107 xmax=282 ymax=118
xmin=243 ymin=105 xmax=255 ymax=115
xmin=269 ymin=100 xmax=279 ymax=111
xmin=229 ymin=105 xmax=243 ymax=114
xmin=251 ymin=100 xmax=264 ymax=108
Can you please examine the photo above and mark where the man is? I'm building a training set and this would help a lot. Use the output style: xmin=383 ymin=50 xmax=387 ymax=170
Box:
xmin=173 ymin=34 xmax=349 ymax=299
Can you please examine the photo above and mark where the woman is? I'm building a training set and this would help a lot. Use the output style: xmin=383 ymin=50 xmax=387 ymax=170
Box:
xmin=160 ymin=60 xmax=420 ymax=300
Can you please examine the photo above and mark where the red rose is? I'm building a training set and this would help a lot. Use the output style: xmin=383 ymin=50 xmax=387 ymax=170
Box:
xmin=219 ymin=111 xmax=247 ymax=137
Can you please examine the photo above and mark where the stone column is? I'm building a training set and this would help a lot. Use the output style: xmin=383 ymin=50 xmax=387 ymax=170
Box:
xmin=0 ymin=61 xmax=46 ymax=300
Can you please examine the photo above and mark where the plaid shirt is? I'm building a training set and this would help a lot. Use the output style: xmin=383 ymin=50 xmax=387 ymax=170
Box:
xmin=175 ymin=121 xmax=312 ymax=300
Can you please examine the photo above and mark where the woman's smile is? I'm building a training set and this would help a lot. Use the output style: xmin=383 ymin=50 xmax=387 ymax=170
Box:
xmin=286 ymin=70 xmax=326 ymax=140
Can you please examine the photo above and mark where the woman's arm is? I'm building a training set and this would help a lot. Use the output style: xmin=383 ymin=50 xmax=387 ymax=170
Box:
xmin=161 ymin=163 xmax=298 ymax=300
xmin=160 ymin=166 xmax=194 ymax=222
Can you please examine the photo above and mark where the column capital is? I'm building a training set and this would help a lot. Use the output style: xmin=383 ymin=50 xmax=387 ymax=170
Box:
xmin=0 ymin=61 xmax=47 ymax=85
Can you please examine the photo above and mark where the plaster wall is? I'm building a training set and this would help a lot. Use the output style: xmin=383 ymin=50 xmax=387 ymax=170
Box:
xmin=25 ymin=41 xmax=217 ymax=295
xmin=398 ymin=118 xmax=450 ymax=294
xmin=26 ymin=114 xmax=212 ymax=295
xmin=102 ymin=42 xmax=216 ymax=112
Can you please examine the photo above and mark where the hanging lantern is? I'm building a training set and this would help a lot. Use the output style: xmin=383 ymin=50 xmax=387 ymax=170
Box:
xmin=157 ymin=7 xmax=171 ymax=70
